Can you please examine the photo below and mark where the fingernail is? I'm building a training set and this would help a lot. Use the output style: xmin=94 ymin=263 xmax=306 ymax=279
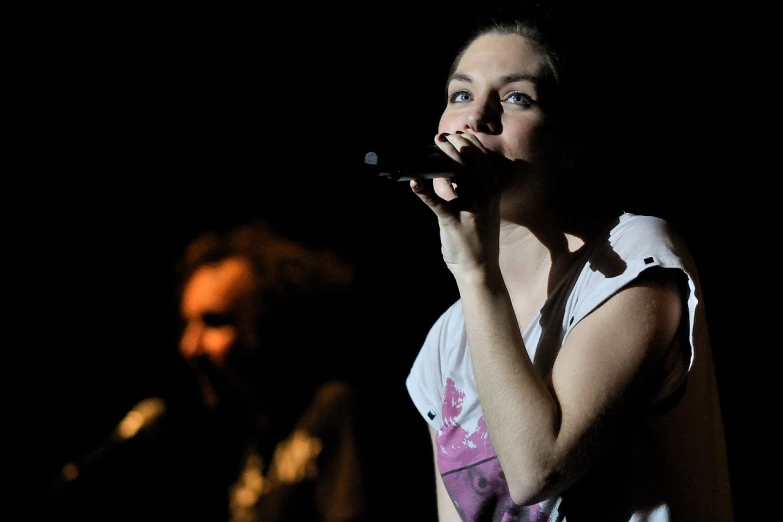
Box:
xmin=438 ymin=133 xmax=449 ymax=142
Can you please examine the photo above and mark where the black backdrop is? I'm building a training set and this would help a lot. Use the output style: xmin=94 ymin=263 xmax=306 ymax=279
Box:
xmin=18 ymin=2 xmax=745 ymax=519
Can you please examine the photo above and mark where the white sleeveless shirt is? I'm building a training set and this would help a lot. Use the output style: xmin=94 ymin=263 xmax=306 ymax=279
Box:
xmin=406 ymin=213 xmax=733 ymax=522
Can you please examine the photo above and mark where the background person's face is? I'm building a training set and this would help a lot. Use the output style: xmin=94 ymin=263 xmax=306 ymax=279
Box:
xmin=179 ymin=257 xmax=255 ymax=365
xmin=178 ymin=257 xmax=256 ymax=407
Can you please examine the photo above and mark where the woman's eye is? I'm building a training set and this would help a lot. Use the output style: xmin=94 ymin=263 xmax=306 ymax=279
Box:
xmin=506 ymin=92 xmax=535 ymax=106
xmin=448 ymin=91 xmax=472 ymax=103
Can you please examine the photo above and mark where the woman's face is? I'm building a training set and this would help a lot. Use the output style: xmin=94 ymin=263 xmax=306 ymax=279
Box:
xmin=439 ymin=33 xmax=565 ymax=210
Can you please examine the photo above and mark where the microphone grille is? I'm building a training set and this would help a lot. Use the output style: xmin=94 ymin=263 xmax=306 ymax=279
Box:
xmin=364 ymin=151 xmax=378 ymax=165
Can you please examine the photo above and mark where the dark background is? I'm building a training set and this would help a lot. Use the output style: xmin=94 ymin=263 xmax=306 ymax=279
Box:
xmin=17 ymin=2 xmax=746 ymax=520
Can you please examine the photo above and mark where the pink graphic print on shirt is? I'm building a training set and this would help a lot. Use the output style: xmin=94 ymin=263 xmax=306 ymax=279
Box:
xmin=436 ymin=378 xmax=552 ymax=522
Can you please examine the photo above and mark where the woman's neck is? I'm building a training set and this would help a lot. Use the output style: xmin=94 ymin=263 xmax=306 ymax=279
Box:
xmin=499 ymin=222 xmax=581 ymax=285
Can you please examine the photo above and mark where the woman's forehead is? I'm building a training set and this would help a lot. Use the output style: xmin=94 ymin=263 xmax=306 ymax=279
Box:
xmin=455 ymin=33 xmax=548 ymax=78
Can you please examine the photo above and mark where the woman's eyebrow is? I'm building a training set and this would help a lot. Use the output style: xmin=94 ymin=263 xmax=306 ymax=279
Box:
xmin=448 ymin=72 xmax=473 ymax=84
xmin=501 ymin=73 xmax=539 ymax=85
xmin=447 ymin=72 xmax=540 ymax=85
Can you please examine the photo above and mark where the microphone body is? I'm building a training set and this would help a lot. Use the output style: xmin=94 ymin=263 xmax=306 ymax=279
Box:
xmin=45 ymin=397 xmax=167 ymax=503
xmin=364 ymin=145 xmax=457 ymax=181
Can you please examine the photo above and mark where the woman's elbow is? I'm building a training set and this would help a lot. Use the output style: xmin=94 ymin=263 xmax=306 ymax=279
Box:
xmin=506 ymin=464 xmax=563 ymax=506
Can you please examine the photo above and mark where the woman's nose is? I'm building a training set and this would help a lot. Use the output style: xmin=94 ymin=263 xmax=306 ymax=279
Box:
xmin=463 ymin=96 xmax=500 ymax=134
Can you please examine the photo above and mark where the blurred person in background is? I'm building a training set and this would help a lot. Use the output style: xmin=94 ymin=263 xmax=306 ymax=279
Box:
xmin=42 ymin=219 xmax=370 ymax=522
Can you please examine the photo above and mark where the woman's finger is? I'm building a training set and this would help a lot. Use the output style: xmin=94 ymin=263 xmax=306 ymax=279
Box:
xmin=410 ymin=178 xmax=452 ymax=217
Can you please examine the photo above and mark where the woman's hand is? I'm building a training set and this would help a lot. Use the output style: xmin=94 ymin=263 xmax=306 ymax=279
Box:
xmin=410 ymin=132 xmax=511 ymax=276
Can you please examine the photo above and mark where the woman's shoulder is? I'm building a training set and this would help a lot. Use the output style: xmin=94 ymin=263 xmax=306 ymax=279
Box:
xmin=592 ymin=212 xmax=692 ymax=264
xmin=610 ymin=212 xmax=677 ymax=239
xmin=426 ymin=298 xmax=464 ymax=328
xmin=567 ymin=212 xmax=697 ymax=305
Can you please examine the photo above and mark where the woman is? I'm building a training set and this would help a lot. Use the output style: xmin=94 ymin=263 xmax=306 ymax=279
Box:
xmin=404 ymin=11 xmax=733 ymax=522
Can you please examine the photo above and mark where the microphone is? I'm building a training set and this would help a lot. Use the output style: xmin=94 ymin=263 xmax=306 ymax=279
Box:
xmin=364 ymin=144 xmax=457 ymax=181
xmin=46 ymin=397 xmax=167 ymax=501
